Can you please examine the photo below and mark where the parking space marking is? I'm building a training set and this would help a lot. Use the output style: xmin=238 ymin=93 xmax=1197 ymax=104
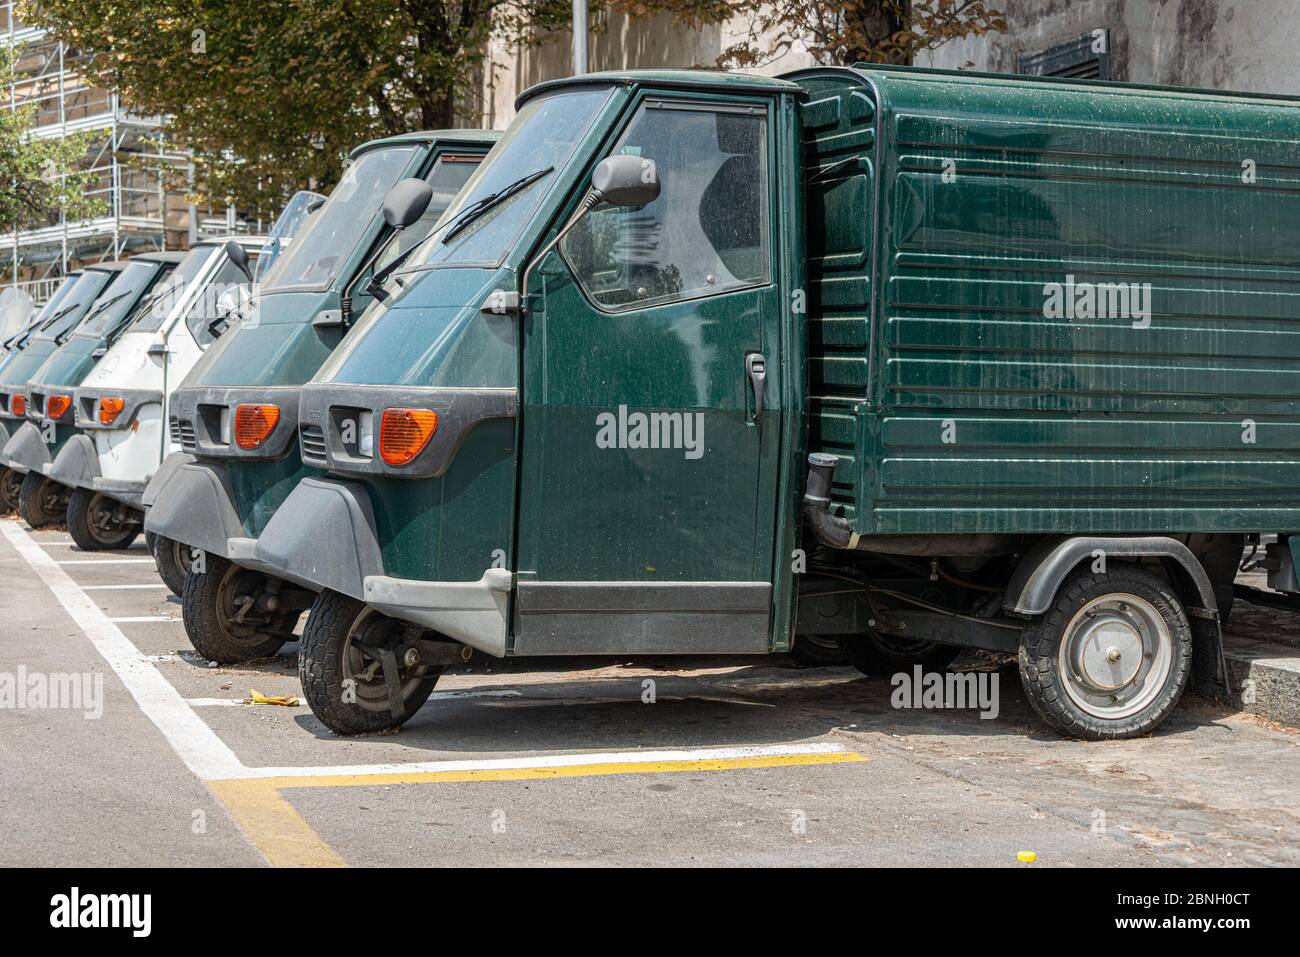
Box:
xmin=4 ymin=520 xmax=869 ymax=868
xmin=83 ymin=583 xmax=170 ymax=590
xmin=57 ymin=558 xmax=155 ymax=565
xmin=207 ymin=780 xmax=345 ymax=868
xmin=208 ymin=747 xmax=867 ymax=867
xmin=2 ymin=520 xmax=246 ymax=781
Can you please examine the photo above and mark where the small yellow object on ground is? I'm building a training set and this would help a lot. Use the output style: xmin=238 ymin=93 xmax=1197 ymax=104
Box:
xmin=1017 ymin=851 xmax=1037 ymax=863
xmin=245 ymin=689 xmax=299 ymax=707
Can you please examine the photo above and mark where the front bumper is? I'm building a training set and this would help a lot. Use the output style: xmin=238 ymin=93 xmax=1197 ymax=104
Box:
xmin=143 ymin=460 xmax=246 ymax=559
xmin=2 ymin=421 xmax=50 ymax=475
xmin=141 ymin=451 xmax=196 ymax=509
xmin=255 ymin=476 xmax=510 ymax=655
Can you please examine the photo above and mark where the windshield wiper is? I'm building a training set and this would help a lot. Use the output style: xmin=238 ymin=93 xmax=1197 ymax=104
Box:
xmin=61 ymin=291 xmax=131 ymax=342
xmin=363 ymin=166 xmax=555 ymax=302
xmin=441 ymin=166 xmax=553 ymax=244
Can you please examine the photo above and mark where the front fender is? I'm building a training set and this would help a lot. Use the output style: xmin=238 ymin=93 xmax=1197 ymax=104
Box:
xmin=253 ymin=477 xmax=385 ymax=599
xmin=48 ymin=433 xmax=100 ymax=490
xmin=143 ymin=462 xmax=243 ymax=558
xmin=141 ymin=451 xmax=196 ymax=509
xmin=2 ymin=421 xmax=49 ymax=473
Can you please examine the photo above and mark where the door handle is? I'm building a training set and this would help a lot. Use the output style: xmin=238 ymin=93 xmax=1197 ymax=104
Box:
xmin=746 ymin=352 xmax=767 ymax=421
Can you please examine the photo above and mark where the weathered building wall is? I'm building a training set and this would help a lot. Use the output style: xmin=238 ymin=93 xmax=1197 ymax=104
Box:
xmin=926 ymin=0 xmax=1300 ymax=94
xmin=476 ymin=10 xmax=818 ymax=129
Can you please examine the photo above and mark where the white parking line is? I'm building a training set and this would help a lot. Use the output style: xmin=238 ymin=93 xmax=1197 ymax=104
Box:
xmin=83 ymin=583 xmax=169 ymax=590
xmin=2 ymin=520 xmax=246 ymax=780
xmin=58 ymin=558 xmax=155 ymax=566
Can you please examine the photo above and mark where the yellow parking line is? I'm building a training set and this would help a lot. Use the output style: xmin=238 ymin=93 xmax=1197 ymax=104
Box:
xmin=208 ymin=750 xmax=868 ymax=867
xmin=207 ymin=780 xmax=345 ymax=869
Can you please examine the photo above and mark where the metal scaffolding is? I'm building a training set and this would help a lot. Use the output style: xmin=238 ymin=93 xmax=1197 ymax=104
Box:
xmin=1 ymin=2 xmax=223 ymax=303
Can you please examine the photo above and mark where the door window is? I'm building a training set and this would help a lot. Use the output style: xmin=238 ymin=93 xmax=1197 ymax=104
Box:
xmin=561 ymin=102 xmax=770 ymax=311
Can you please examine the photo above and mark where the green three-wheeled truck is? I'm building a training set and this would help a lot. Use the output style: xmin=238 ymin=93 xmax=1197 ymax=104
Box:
xmin=157 ymin=63 xmax=1300 ymax=740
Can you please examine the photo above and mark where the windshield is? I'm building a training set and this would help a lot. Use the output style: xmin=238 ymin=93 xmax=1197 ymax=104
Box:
xmin=403 ymin=89 xmax=612 ymax=271
xmin=127 ymin=246 xmax=219 ymax=334
xmin=25 ymin=274 xmax=82 ymax=334
xmin=255 ymin=190 xmax=326 ymax=283
xmin=256 ymin=146 xmax=418 ymax=292
xmin=38 ymin=269 xmax=115 ymax=341
xmin=75 ymin=261 xmax=171 ymax=338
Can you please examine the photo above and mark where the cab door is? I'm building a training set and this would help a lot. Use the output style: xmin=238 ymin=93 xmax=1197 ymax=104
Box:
xmin=514 ymin=95 xmax=782 ymax=654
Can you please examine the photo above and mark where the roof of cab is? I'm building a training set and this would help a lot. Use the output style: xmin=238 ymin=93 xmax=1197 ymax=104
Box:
xmin=350 ymin=128 xmax=502 ymax=159
xmin=131 ymin=251 xmax=188 ymax=265
xmin=83 ymin=261 xmax=127 ymax=273
xmin=516 ymin=68 xmax=803 ymax=110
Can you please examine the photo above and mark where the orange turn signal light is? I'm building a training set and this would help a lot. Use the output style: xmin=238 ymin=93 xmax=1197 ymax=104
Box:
xmin=47 ymin=394 xmax=72 ymax=419
xmin=233 ymin=403 xmax=280 ymax=450
xmin=379 ymin=408 xmax=437 ymax=466
xmin=98 ymin=397 xmax=125 ymax=425
xmin=11 ymin=394 xmax=26 ymax=417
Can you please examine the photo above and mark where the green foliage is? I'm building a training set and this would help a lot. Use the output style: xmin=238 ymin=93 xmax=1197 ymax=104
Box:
xmin=0 ymin=45 xmax=107 ymax=234
xmin=22 ymin=0 xmax=571 ymax=215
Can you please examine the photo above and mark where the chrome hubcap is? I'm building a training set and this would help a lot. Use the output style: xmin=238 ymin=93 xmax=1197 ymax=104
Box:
xmin=1059 ymin=594 xmax=1173 ymax=719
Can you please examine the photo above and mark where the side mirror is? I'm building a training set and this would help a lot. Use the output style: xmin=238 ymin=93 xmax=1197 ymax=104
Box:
xmin=225 ymin=240 xmax=254 ymax=283
xmin=482 ymin=156 xmax=661 ymax=317
xmin=307 ymin=197 xmax=326 ymax=213
xmin=589 ymin=155 xmax=660 ymax=209
xmin=382 ymin=178 xmax=434 ymax=231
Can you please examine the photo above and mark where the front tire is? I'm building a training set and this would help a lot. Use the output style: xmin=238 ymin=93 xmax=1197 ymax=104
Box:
xmin=299 ymin=590 xmax=441 ymax=736
xmin=790 ymin=633 xmax=848 ymax=665
xmin=0 ymin=466 xmax=22 ymax=512
xmin=17 ymin=472 xmax=69 ymax=528
xmin=152 ymin=534 xmax=195 ymax=597
xmin=182 ymin=553 xmax=296 ymax=663
xmin=66 ymin=487 xmax=141 ymax=550
xmin=1018 ymin=564 xmax=1191 ymax=740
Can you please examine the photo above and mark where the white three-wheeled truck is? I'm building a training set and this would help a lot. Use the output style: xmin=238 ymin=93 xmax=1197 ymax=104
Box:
xmin=49 ymin=236 xmax=267 ymax=551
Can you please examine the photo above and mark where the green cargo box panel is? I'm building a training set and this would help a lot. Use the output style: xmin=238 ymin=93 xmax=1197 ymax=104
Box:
xmin=796 ymin=65 xmax=1300 ymax=538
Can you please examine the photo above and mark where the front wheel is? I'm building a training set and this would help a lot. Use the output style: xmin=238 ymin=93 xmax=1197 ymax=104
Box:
xmin=1018 ymin=564 xmax=1191 ymax=740
xmin=17 ymin=472 xmax=69 ymax=528
xmin=299 ymin=590 xmax=442 ymax=736
xmin=790 ymin=633 xmax=848 ymax=665
xmin=152 ymin=534 xmax=195 ymax=597
xmin=182 ymin=553 xmax=297 ymax=663
xmin=0 ymin=466 xmax=22 ymax=512
xmin=66 ymin=487 xmax=141 ymax=550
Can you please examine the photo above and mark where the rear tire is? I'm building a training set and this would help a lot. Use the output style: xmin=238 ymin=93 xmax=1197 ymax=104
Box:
xmin=152 ymin=534 xmax=194 ymax=597
xmin=66 ymin=486 xmax=141 ymax=550
xmin=299 ymin=589 xmax=441 ymax=736
xmin=1018 ymin=564 xmax=1191 ymax=740
xmin=842 ymin=630 xmax=961 ymax=678
xmin=0 ymin=466 xmax=22 ymax=512
xmin=182 ymin=553 xmax=295 ymax=663
xmin=17 ymin=472 xmax=69 ymax=528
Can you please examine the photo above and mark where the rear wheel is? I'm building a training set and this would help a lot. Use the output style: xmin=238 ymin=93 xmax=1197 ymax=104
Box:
xmin=66 ymin=487 xmax=141 ymax=550
xmin=1018 ymin=564 xmax=1191 ymax=740
xmin=0 ymin=466 xmax=22 ymax=512
xmin=299 ymin=589 xmax=442 ymax=736
xmin=182 ymin=554 xmax=297 ymax=663
xmin=842 ymin=630 xmax=961 ymax=678
xmin=17 ymin=472 xmax=69 ymax=528
xmin=152 ymin=534 xmax=195 ymax=597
